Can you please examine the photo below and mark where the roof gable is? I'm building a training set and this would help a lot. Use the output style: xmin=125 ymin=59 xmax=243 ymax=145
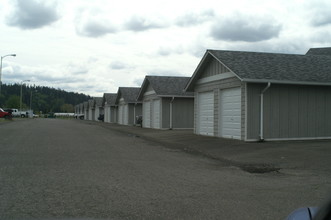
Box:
xmin=200 ymin=57 xmax=231 ymax=79
xmin=137 ymin=75 xmax=193 ymax=100
xmin=185 ymin=51 xmax=240 ymax=91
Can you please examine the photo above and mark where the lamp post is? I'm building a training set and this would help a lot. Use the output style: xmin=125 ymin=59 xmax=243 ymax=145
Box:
xmin=20 ymin=80 xmax=30 ymax=112
xmin=0 ymin=54 xmax=16 ymax=96
xmin=30 ymin=89 xmax=37 ymax=110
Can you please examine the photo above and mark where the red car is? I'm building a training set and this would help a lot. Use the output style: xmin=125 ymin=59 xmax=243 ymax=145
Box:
xmin=0 ymin=108 xmax=12 ymax=119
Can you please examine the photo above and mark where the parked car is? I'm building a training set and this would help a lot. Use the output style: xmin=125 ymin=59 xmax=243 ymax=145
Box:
xmin=10 ymin=108 xmax=28 ymax=118
xmin=0 ymin=108 xmax=12 ymax=119
xmin=74 ymin=114 xmax=84 ymax=120
xmin=286 ymin=196 xmax=331 ymax=220
xmin=98 ymin=114 xmax=104 ymax=122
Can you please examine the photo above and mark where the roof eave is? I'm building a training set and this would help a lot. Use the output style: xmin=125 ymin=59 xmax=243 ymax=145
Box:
xmin=184 ymin=50 xmax=211 ymax=92
xmin=136 ymin=77 xmax=149 ymax=101
xmin=242 ymin=78 xmax=331 ymax=86
xmin=158 ymin=94 xmax=194 ymax=98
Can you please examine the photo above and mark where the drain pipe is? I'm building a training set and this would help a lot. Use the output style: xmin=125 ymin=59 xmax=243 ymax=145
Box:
xmin=133 ymin=103 xmax=136 ymax=125
xmin=169 ymin=97 xmax=175 ymax=130
xmin=260 ymin=82 xmax=271 ymax=141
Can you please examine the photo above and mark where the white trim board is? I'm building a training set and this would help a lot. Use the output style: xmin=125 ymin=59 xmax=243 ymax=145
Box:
xmin=196 ymin=72 xmax=236 ymax=85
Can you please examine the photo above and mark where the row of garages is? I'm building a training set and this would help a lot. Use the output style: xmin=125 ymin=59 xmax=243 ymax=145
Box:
xmin=77 ymin=77 xmax=194 ymax=130
xmin=76 ymin=47 xmax=331 ymax=141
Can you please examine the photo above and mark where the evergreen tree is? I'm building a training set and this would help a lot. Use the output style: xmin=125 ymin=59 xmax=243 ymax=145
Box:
xmin=0 ymin=84 xmax=90 ymax=113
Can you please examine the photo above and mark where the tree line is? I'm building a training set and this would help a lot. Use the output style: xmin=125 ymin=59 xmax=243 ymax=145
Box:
xmin=0 ymin=84 xmax=90 ymax=114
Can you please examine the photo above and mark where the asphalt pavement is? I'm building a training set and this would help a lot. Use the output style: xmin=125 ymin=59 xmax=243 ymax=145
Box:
xmin=1 ymin=118 xmax=331 ymax=219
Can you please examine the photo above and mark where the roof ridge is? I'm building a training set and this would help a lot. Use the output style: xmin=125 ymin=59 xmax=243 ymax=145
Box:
xmin=208 ymin=49 xmax=304 ymax=56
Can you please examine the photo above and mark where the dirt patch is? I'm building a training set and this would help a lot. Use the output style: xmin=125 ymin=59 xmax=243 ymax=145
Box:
xmin=239 ymin=164 xmax=281 ymax=174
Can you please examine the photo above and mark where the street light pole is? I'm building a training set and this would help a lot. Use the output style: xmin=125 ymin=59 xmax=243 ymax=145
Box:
xmin=20 ymin=80 xmax=30 ymax=112
xmin=0 ymin=54 xmax=16 ymax=96
xmin=30 ymin=89 xmax=37 ymax=110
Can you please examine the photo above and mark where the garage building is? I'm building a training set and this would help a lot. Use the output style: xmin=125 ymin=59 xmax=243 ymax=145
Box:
xmin=137 ymin=76 xmax=194 ymax=129
xmin=185 ymin=48 xmax=331 ymax=141
xmin=103 ymin=93 xmax=117 ymax=123
xmin=115 ymin=87 xmax=142 ymax=125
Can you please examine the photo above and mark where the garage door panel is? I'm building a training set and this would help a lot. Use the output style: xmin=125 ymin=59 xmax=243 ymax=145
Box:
xmin=118 ymin=105 xmax=123 ymax=124
xmin=143 ymin=101 xmax=151 ymax=128
xmin=222 ymin=116 xmax=241 ymax=123
xmin=220 ymin=87 xmax=241 ymax=139
xmin=123 ymin=105 xmax=128 ymax=125
xmin=198 ymin=92 xmax=214 ymax=136
xmin=152 ymin=100 xmax=160 ymax=129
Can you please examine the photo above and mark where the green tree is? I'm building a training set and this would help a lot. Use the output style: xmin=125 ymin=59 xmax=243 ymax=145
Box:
xmin=60 ymin=104 xmax=74 ymax=113
xmin=5 ymin=95 xmax=20 ymax=108
xmin=0 ymin=94 xmax=5 ymax=107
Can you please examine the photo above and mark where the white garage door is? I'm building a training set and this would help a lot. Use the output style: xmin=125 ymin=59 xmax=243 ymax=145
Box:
xmin=198 ymin=91 xmax=214 ymax=136
xmin=152 ymin=99 xmax=161 ymax=129
xmin=143 ymin=101 xmax=151 ymax=128
xmin=219 ymin=87 xmax=241 ymax=139
xmin=123 ymin=105 xmax=128 ymax=125
xmin=118 ymin=105 xmax=123 ymax=124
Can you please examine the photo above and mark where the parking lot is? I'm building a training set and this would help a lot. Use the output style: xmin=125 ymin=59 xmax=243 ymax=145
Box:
xmin=1 ymin=118 xmax=331 ymax=219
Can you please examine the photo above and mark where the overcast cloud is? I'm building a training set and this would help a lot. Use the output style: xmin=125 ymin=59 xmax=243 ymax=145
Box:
xmin=175 ymin=10 xmax=215 ymax=27
xmin=124 ymin=15 xmax=167 ymax=32
xmin=1 ymin=0 xmax=330 ymax=97
xmin=6 ymin=0 xmax=59 ymax=29
xmin=210 ymin=15 xmax=282 ymax=42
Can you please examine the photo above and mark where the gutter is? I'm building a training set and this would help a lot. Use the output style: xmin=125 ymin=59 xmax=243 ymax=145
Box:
xmin=169 ymin=97 xmax=175 ymax=130
xmin=260 ymin=82 xmax=271 ymax=141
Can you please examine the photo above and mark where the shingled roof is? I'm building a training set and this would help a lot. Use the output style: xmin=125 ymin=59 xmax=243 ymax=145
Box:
xmin=186 ymin=48 xmax=331 ymax=91
xmin=103 ymin=93 xmax=117 ymax=106
xmin=137 ymin=76 xmax=194 ymax=100
xmin=115 ymin=87 xmax=141 ymax=104
xmin=306 ymin=47 xmax=331 ymax=56
xmin=94 ymin=97 xmax=103 ymax=107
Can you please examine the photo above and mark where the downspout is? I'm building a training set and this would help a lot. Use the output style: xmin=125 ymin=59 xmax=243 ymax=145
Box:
xmin=169 ymin=97 xmax=175 ymax=130
xmin=260 ymin=82 xmax=271 ymax=141
xmin=133 ymin=103 xmax=136 ymax=126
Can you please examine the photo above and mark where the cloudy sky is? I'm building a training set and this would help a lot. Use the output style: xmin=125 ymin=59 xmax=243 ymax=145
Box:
xmin=0 ymin=0 xmax=331 ymax=96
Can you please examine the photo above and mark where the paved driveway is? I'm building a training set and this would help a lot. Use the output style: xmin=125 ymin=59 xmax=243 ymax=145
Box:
xmin=1 ymin=118 xmax=331 ymax=219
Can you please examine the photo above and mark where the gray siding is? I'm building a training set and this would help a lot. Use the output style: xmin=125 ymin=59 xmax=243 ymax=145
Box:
xmin=142 ymin=96 xmax=193 ymax=129
xmin=146 ymin=83 xmax=154 ymax=92
xmin=201 ymin=58 xmax=230 ymax=78
xmin=127 ymin=103 xmax=142 ymax=125
xmin=246 ymin=83 xmax=262 ymax=140
xmin=162 ymin=98 xmax=171 ymax=128
xmin=110 ymin=106 xmax=117 ymax=123
xmin=194 ymin=77 xmax=243 ymax=138
xmin=247 ymin=83 xmax=331 ymax=140
xmin=128 ymin=104 xmax=134 ymax=125
xmin=172 ymin=98 xmax=194 ymax=128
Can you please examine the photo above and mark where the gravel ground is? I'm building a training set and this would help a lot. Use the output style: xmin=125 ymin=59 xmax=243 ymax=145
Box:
xmin=1 ymin=118 xmax=331 ymax=219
